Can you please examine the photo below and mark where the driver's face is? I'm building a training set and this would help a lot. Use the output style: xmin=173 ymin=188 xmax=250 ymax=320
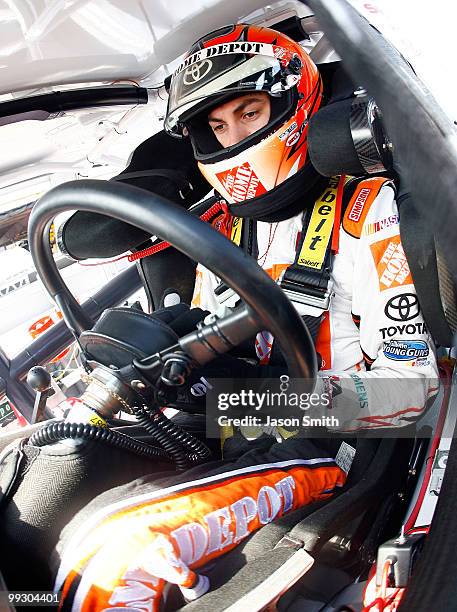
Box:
xmin=208 ymin=92 xmax=271 ymax=148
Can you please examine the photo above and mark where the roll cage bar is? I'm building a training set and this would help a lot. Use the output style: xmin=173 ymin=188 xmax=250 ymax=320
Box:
xmin=0 ymin=266 xmax=142 ymax=421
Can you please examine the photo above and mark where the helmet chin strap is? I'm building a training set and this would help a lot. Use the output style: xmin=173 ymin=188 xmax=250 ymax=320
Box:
xmin=225 ymin=163 xmax=327 ymax=223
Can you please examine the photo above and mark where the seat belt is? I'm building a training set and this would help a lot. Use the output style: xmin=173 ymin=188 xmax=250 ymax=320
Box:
xmin=279 ymin=175 xmax=347 ymax=342
xmin=213 ymin=176 xmax=360 ymax=334
xmin=399 ymin=190 xmax=456 ymax=347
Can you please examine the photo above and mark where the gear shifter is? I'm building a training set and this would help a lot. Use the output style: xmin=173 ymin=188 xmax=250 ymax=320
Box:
xmin=27 ymin=366 xmax=54 ymax=424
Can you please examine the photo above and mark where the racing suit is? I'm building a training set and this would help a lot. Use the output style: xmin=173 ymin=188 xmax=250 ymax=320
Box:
xmin=193 ymin=176 xmax=439 ymax=430
xmin=55 ymin=177 xmax=438 ymax=610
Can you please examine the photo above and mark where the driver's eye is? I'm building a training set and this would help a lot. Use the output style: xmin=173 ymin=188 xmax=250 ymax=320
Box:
xmin=212 ymin=124 xmax=226 ymax=133
xmin=243 ymin=110 xmax=258 ymax=120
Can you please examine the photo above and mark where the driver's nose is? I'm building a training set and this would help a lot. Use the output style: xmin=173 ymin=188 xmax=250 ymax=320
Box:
xmin=225 ymin=123 xmax=250 ymax=147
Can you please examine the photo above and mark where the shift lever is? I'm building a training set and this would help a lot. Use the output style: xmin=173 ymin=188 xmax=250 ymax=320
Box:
xmin=27 ymin=366 xmax=54 ymax=424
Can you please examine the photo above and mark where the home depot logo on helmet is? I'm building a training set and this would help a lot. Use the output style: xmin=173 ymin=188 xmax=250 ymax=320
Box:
xmin=175 ymin=42 xmax=277 ymax=74
xmin=217 ymin=162 xmax=267 ymax=203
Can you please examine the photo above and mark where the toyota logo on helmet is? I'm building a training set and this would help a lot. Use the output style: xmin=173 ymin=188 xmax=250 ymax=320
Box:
xmin=183 ymin=60 xmax=213 ymax=85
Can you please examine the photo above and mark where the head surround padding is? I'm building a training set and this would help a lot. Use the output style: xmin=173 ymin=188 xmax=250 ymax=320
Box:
xmin=308 ymin=97 xmax=367 ymax=177
xmin=308 ymin=66 xmax=392 ymax=178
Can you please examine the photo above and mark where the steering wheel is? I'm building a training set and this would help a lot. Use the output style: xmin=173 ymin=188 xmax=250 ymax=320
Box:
xmin=28 ymin=180 xmax=317 ymax=382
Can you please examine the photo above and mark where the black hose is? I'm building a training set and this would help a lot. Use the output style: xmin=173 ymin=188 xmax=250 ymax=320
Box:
xmin=27 ymin=393 xmax=210 ymax=470
xmin=28 ymin=420 xmax=171 ymax=461
xmin=133 ymin=405 xmax=211 ymax=472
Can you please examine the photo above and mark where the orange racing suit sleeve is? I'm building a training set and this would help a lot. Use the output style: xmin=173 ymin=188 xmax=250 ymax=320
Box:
xmin=54 ymin=438 xmax=345 ymax=611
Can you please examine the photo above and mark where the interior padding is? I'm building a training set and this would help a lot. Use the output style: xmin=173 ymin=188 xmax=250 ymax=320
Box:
xmin=61 ymin=130 xmax=211 ymax=260
xmin=308 ymin=97 xmax=366 ymax=177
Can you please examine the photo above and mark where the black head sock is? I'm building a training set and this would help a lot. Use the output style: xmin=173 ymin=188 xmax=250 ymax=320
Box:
xmin=225 ymin=162 xmax=328 ymax=223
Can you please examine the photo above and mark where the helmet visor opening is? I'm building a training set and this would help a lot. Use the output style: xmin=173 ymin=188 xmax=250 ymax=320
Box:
xmin=165 ymin=46 xmax=293 ymax=134
xmin=185 ymin=89 xmax=295 ymax=162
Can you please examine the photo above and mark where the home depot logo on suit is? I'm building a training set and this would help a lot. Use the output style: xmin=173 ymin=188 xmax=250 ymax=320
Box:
xmin=370 ymin=234 xmax=413 ymax=291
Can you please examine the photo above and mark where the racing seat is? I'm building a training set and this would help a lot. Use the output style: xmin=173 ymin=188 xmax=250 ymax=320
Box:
xmin=171 ymin=273 xmax=456 ymax=612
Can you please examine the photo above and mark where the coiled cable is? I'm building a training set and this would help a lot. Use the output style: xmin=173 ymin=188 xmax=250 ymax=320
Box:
xmin=29 ymin=420 xmax=171 ymax=461
xmin=133 ymin=405 xmax=211 ymax=472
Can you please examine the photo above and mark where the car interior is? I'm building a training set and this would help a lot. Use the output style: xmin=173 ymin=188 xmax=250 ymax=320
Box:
xmin=0 ymin=2 xmax=457 ymax=611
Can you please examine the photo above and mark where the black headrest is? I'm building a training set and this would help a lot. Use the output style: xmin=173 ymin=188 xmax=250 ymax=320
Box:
xmin=307 ymin=61 xmax=393 ymax=178
xmin=308 ymin=94 xmax=392 ymax=177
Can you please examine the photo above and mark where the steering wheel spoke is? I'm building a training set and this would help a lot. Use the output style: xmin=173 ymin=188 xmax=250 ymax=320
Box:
xmin=179 ymin=303 xmax=260 ymax=366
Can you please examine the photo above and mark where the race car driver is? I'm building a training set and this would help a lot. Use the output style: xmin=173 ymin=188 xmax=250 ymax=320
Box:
xmin=54 ymin=24 xmax=439 ymax=610
xmin=166 ymin=23 xmax=439 ymax=432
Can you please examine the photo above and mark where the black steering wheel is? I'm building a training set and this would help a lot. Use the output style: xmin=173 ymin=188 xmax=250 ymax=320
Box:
xmin=28 ymin=180 xmax=317 ymax=381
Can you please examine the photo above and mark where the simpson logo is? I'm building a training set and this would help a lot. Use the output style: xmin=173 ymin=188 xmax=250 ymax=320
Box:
xmin=175 ymin=42 xmax=276 ymax=74
xmin=370 ymin=235 xmax=413 ymax=291
xmin=363 ymin=214 xmax=399 ymax=236
xmin=347 ymin=188 xmax=371 ymax=222
xmin=286 ymin=131 xmax=300 ymax=147
xmin=383 ymin=339 xmax=429 ymax=361
xmin=279 ymin=121 xmax=298 ymax=141
xmin=217 ymin=162 xmax=266 ymax=203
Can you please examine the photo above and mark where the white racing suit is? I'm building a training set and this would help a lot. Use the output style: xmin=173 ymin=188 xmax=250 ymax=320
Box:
xmin=192 ymin=176 xmax=439 ymax=430
xmin=55 ymin=177 xmax=438 ymax=610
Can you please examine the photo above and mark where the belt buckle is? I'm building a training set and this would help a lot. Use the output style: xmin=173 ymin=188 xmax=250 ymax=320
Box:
xmin=278 ymin=275 xmax=334 ymax=317
xmin=215 ymin=284 xmax=240 ymax=309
